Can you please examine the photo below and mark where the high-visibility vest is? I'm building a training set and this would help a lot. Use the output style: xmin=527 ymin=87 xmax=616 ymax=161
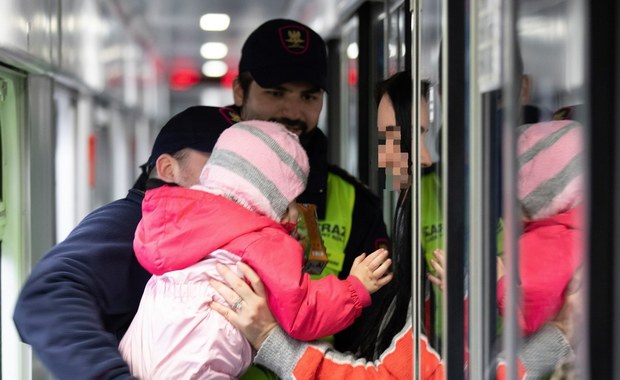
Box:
xmin=421 ymin=170 xmax=504 ymax=342
xmin=312 ymin=172 xmax=355 ymax=280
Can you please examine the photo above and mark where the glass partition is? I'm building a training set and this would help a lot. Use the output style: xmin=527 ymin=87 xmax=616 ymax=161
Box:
xmin=466 ymin=0 xmax=587 ymax=378
xmin=406 ymin=0 xmax=589 ymax=377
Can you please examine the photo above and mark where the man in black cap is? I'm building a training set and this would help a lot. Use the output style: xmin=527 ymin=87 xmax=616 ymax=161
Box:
xmin=13 ymin=106 xmax=238 ymax=380
xmin=232 ymin=18 xmax=390 ymax=372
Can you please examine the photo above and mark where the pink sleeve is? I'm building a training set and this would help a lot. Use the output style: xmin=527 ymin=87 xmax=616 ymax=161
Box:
xmin=497 ymin=269 xmax=564 ymax=336
xmin=497 ymin=276 xmax=535 ymax=335
xmin=344 ymin=275 xmax=372 ymax=307
xmin=500 ymin=228 xmax=580 ymax=336
xmin=242 ymin=234 xmax=369 ymax=341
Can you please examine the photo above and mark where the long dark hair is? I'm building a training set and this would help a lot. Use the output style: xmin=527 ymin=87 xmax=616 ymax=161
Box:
xmin=357 ymin=71 xmax=430 ymax=359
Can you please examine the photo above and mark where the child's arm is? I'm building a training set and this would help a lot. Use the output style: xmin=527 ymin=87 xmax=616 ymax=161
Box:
xmin=241 ymin=236 xmax=391 ymax=341
xmin=348 ymin=248 xmax=393 ymax=294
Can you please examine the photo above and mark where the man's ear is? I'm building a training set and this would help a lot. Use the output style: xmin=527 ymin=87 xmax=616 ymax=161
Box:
xmin=232 ymin=77 xmax=245 ymax=107
xmin=155 ymin=154 xmax=177 ymax=183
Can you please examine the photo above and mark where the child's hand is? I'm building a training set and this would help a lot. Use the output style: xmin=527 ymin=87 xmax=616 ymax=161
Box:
xmin=350 ymin=248 xmax=393 ymax=294
xmin=427 ymin=249 xmax=445 ymax=291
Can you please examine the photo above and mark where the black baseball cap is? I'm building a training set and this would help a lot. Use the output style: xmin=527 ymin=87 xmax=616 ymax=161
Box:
xmin=239 ymin=19 xmax=328 ymax=91
xmin=143 ymin=105 xmax=240 ymax=171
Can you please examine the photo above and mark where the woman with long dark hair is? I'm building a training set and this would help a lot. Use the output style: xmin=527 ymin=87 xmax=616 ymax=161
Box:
xmin=353 ymin=72 xmax=432 ymax=359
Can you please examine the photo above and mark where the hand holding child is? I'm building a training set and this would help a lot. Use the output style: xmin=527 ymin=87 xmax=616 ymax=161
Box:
xmin=550 ymin=267 xmax=584 ymax=348
xmin=210 ymin=262 xmax=278 ymax=350
xmin=349 ymin=248 xmax=393 ymax=294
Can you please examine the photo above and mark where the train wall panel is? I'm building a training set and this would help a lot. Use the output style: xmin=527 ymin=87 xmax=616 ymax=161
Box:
xmin=60 ymin=0 xmax=106 ymax=91
xmin=0 ymin=0 xmax=57 ymax=64
xmin=0 ymin=0 xmax=165 ymax=119
xmin=27 ymin=75 xmax=56 ymax=264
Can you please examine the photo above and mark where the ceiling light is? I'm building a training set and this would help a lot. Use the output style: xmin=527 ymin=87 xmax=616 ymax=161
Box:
xmin=200 ymin=13 xmax=230 ymax=31
xmin=202 ymin=61 xmax=228 ymax=77
xmin=346 ymin=43 xmax=359 ymax=60
xmin=200 ymin=42 xmax=228 ymax=59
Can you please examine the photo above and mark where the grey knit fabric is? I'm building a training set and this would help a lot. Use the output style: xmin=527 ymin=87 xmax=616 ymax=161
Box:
xmin=518 ymin=324 xmax=574 ymax=378
xmin=254 ymin=326 xmax=322 ymax=379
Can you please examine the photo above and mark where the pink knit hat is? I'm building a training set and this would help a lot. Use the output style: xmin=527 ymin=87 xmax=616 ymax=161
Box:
xmin=199 ymin=120 xmax=310 ymax=222
xmin=517 ymin=120 xmax=584 ymax=220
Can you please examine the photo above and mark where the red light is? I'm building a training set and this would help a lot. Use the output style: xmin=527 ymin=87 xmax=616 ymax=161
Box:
xmin=169 ymin=67 xmax=201 ymax=91
xmin=348 ymin=67 xmax=358 ymax=87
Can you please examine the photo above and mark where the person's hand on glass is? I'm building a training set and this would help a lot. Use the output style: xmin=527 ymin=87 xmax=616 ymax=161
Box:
xmin=427 ymin=249 xmax=446 ymax=291
xmin=210 ymin=262 xmax=277 ymax=350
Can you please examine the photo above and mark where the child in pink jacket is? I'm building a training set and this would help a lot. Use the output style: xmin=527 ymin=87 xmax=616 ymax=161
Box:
xmin=119 ymin=120 xmax=392 ymax=379
xmin=429 ymin=120 xmax=583 ymax=337
xmin=497 ymin=120 xmax=584 ymax=335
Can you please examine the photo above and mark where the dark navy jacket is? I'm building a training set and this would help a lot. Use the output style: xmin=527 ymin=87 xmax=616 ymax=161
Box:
xmin=13 ymin=188 xmax=150 ymax=380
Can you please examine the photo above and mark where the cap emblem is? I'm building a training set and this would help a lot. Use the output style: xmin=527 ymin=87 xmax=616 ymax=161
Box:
xmin=279 ymin=26 xmax=309 ymax=55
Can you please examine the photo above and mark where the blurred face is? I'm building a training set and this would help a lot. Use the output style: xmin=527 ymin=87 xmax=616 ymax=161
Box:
xmin=281 ymin=202 xmax=299 ymax=224
xmin=377 ymin=94 xmax=432 ymax=190
xmin=234 ymin=80 xmax=324 ymax=137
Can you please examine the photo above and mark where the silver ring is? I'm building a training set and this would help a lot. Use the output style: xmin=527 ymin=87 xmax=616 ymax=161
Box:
xmin=232 ymin=298 xmax=244 ymax=312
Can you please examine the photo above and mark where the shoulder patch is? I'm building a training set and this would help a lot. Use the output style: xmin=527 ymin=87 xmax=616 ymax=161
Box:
xmin=219 ymin=106 xmax=241 ymax=124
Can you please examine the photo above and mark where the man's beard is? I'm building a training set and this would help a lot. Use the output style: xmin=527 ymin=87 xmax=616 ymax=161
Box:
xmin=240 ymin=99 xmax=316 ymax=140
xmin=239 ymin=102 xmax=316 ymax=148
xmin=269 ymin=117 xmax=309 ymax=136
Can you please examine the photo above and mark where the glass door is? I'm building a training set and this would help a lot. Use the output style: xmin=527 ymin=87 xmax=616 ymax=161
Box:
xmin=465 ymin=0 xmax=588 ymax=377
